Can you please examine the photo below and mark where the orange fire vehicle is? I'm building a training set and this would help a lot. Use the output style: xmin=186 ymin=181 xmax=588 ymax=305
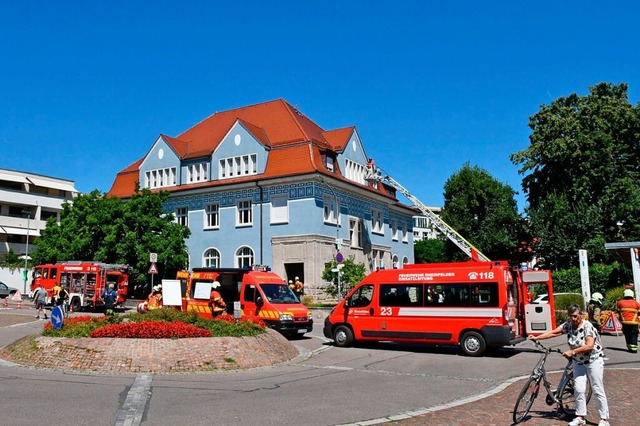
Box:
xmin=32 ymin=262 xmax=130 ymax=312
xmin=323 ymin=260 xmax=555 ymax=356
xmin=176 ymin=266 xmax=313 ymax=338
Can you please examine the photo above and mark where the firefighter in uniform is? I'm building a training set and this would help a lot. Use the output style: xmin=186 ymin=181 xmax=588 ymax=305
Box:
xmin=293 ymin=276 xmax=304 ymax=297
xmin=146 ymin=285 xmax=163 ymax=311
xmin=616 ymin=288 xmax=640 ymax=353
xmin=210 ymin=281 xmax=226 ymax=317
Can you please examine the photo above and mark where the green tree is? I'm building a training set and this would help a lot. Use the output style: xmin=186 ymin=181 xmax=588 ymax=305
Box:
xmin=321 ymin=257 xmax=366 ymax=298
xmin=511 ymin=82 xmax=640 ymax=268
xmin=35 ymin=189 xmax=190 ymax=295
xmin=441 ymin=163 xmax=523 ymax=261
xmin=414 ymin=238 xmax=447 ymax=263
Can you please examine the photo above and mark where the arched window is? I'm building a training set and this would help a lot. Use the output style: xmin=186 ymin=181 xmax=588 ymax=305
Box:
xmin=235 ymin=246 xmax=254 ymax=268
xmin=402 ymin=256 xmax=409 ymax=268
xmin=203 ymin=248 xmax=220 ymax=268
xmin=392 ymin=254 xmax=399 ymax=269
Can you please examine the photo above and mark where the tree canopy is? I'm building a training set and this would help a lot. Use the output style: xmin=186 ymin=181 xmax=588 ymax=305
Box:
xmin=441 ymin=163 xmax=524 ymax=261
xmin=511 ymin=82 xmax=640 ymax=268
xmin=35 ymin=189 xmax=190 ymax=296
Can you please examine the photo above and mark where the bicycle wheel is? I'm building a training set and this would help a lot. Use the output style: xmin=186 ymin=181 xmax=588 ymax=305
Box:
xmin=557 ymin=373 xmax=592 ymax=418
xmin=513 ymin=376 xmax=540 ymax=424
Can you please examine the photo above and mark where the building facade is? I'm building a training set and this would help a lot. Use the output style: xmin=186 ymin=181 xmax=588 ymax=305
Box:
xmin=413 ymin=208 xmax=443 ymax=242
xmin=108 ymin=100 xmax=416 ymax=301
xmin=0 ymin=168 xmax=78 ymax=291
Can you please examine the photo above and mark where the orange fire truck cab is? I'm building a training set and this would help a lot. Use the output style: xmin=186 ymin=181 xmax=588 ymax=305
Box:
xmin=32 ymin=262 xmax=130 ymax=312
xmin=179 ymin=266 xmax=313 ymax=339
xmin=323 ymin=260 xmax=556 ymax=356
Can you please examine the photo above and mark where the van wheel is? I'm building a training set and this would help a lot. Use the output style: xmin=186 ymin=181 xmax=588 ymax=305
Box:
xmin=333 ymin=325 xmax=354 ymax=347
xmin=460 ymin=331 xmax=486 ymax=357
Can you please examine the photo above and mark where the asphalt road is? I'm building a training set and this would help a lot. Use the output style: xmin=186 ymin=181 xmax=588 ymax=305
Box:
xmin=1 ymin=308 xmax=638 ymax=426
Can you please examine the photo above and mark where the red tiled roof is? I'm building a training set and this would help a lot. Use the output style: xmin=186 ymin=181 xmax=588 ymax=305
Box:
xmin=107 ymin=99 xmax=399 ymax=202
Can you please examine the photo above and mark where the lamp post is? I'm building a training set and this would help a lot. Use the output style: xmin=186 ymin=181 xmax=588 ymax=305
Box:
xmin=22 ymin=210 xmax=31 ymax=294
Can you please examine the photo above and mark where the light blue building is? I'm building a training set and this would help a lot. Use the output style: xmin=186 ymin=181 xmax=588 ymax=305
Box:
xmin=109 ymin=99 xmax=415 ymax=300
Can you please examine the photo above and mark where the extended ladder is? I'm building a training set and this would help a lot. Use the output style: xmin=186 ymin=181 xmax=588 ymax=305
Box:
xmin=365 ymin=164 xmax=491 ymax=262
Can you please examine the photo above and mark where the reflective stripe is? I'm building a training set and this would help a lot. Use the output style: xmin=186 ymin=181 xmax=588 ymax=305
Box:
xmin=398 ymin=307 xmax=503 ymax=318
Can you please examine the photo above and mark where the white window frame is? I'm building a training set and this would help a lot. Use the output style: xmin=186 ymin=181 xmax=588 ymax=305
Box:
xmin=391 ymin=219 xmax=398 ymax=241
xmin=204 ymin=203 xmax=219 ymax=229
xmin=187 ymin=162 xmax=209 ymax=183
xmin=145 ymin=167 xmax=177 ymax=189
xmin=218 ymin=154 xmax=258 ymax=180
xmin=323 ymin=196 xmax=339 ymax=225
xmin=270 ymin=195 xmax=289 ymax=224
xmin=349 ymin=217 xmax=363 ymax=248
xmin=371 ymin=209 xmax=384 ymax=235
xmin=203 ymin=248 xmax=221 ymax=267
xmin=402 ymin=223 xmax=409 ymax=243
xmin=235 ymin=246 xmax=254 ymax=268
xmin=237 ymin=199 xmax=253 ymax=226
xmin=176 ymin=206 xmax=188 ymax=227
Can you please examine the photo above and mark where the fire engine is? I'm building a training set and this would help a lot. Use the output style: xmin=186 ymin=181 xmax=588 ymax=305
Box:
xmin=32 ymin=262 xmax=130 ymax=312
xmin=176 ymin=265 xmax=313 ymax=339
xmin=321 ymin=164 xmax=557 ymax=356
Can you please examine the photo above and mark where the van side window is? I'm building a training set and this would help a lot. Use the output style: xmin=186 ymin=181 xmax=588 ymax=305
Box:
xmin=349 ymin=284 xmax=374 ymax=307
xmin=50 ymin=268 xmax=58 ymax=280
xmin=380 ymin=284 xmax=423 ymax=307
xmin=244 ymin=285 xmax=255 ymax=302
xmin=471 ymin=283 xmax=498 ymax=307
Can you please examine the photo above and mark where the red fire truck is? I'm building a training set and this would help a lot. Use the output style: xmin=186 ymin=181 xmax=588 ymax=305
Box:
xmin=32 ymin=262 xmax=130 ymax=312
xmin=323 ymin=260 xmax=555 ymax=356
xmin=176 ymin=266 xmax=313 ymax=338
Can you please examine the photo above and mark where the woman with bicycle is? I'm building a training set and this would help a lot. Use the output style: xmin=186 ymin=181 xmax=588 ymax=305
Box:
xmin=530 ymin=304 xmax=610 ymax=426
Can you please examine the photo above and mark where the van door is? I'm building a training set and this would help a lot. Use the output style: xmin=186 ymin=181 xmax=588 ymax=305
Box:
xmin=242 ymin=284 xmax=258 ymax=317
xmin=345 ymin=284 xmax=376 ymax=339
xmin=377 ymin=283 xmax=424 ymax=340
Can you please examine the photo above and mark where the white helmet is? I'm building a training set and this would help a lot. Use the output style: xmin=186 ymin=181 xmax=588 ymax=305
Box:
xmin=591 ymin=292 xmax=603 ymax=302
xmin=152 ymin=285 xmax=160 ymax=292
xmin=623 ymin=289 xmax=634 ymax=298
xmin=212 ymin=281 xmax=221 ymax=289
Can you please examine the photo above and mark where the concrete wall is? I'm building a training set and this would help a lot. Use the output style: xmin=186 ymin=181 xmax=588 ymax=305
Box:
xmin=0 ymin=266 xmax=31 ymax=294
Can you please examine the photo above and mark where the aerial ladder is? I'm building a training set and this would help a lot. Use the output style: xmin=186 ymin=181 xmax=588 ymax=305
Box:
xmin=365 ymin=162 xmax=491 ymax=262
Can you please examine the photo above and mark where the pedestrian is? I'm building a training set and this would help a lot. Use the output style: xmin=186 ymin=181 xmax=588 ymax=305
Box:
xmin=587 ymin=292 xmax=604 ymax=334
xmin=616 ymin=288 xmax=640 ymax=353
xmin=529 ymin=304 xmax=610 ymax=426
xmin=209 ymin=281 xmax=226 ymax=317
xmin=33 ymin=285 xmax=48 ymax=319
xmin=101 ymin=283 xmax=118 ymax=313
xmin=56 ymin=285 xmax=69 ymax=318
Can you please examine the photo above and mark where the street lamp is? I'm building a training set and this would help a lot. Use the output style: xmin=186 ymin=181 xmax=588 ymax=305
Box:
xmin=22 ymin=210 xmax=31 ymax=294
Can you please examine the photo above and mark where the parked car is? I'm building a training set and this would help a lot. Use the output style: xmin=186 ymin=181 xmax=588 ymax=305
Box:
xmin=533 ymin=292 xmax=582 ymax=304
xmin=0 ymin=281 xmax=18 ymax=299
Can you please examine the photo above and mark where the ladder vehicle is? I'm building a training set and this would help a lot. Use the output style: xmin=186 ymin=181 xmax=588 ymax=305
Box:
xmin=365 ymin=162 xmax=490 ymax=262
xmin=32 ymin=262 xmax=130 ymax=312
xmin=176 ymin=265 xmax=313 ymax=339
xmin=322 ymin=163 xmax=558 ymax=356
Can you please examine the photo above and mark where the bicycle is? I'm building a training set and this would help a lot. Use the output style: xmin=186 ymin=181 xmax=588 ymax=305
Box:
xmin=513 ymin=340 xmax=593 ymax=424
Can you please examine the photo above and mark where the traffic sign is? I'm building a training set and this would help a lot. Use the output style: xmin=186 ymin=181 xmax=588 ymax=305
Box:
xmin=51 ymin=306 xmax=64 ymax=330
xmin=336 ymin=252 xmax=344 ymax=263
xmin=150 ymin=253 xmax=158 ymax=262
xmin=148 ymin=262 xmax=158 ymax=274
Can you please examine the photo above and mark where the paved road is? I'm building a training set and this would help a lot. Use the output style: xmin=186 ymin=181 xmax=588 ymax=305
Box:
xmin=1 ymin=307 xmax=638 ymax=425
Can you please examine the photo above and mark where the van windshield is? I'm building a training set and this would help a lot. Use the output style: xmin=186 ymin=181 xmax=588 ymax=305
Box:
xmin=260 ymin=283 xmax=299 ymax=304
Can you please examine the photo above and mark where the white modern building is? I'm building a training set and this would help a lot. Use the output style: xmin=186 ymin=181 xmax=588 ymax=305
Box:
xmin=413 ymin=208 xmax=442 ymax=242
xmin=0 ymin=168 xmax=78 ymax=291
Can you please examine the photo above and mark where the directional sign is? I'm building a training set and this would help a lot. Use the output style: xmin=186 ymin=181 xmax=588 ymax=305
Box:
xmin=51 ymin=306 xmax=64 ymax=330
xmin=148 ymin=262 xmax=158 ymax=274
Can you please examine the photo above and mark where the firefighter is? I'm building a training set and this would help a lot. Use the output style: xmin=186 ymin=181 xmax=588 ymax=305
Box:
xmin=146 ymin=285 xmax=163 ymax=311
xmin=293 ymin=276 xmax=304 ymax=297
xmin=210 ymin=281 xmax=226 ymax=317
xmin=617 ymin=288 xmax=640 ymax=353
xmin=587 ymin=292 xmax=604 ymax=334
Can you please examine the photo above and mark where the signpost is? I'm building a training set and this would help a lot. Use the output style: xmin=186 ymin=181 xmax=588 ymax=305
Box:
xmin=149 ymin=253 xmax=158 ymax=291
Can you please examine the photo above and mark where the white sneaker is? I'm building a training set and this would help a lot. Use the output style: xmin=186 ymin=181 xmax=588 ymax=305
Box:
xmin=598 ymin=420 xmax=610 ymax=426
xmin=568 ymin=418 xmax=586 ymax=426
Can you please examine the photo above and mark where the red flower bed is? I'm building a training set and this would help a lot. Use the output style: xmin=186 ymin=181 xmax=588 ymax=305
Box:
xmin=90 ymin=321 xmax=212 ymax=338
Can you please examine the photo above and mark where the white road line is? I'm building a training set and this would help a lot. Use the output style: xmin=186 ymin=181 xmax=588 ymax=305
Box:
xmin=115 ymin=374 xmax=153 ymax=426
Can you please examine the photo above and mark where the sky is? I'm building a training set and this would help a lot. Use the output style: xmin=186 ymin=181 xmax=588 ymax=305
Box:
xmin=2 ymin=1 xmax=639 ymax=212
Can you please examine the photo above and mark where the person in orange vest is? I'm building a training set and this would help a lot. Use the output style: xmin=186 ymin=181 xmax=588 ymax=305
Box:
xmin=293 ymin=276 xmax=304 ymax=298
xmin=146 ymin=285 xmax=163 ymax=311
xmin=616 ymin=288 xmax=640 ymax=353
xmin=210 ymin=281 xmax=226 ymax=317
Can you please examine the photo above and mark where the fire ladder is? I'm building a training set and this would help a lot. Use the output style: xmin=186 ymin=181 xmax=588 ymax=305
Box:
xmin=365 ymin=164 xmax=491 ymax=262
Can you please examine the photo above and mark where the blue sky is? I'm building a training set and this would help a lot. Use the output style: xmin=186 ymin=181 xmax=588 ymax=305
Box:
xmin=2 ymin=1 xmax=638 ymax=212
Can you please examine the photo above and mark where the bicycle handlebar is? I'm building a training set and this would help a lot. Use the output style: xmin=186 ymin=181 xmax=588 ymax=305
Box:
xmin=532 ymin=339 xmax=563 ymax=354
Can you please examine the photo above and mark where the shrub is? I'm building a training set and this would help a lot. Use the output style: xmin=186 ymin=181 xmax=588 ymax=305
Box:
xmin=604 ymin=287 xmax=626 ymax=310
xmin=42 ymin=315 xmax=120 ymax=338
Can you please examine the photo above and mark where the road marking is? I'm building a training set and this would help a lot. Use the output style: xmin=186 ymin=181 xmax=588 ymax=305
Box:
xmin=115 ymin=374 xmax=152 ymax=426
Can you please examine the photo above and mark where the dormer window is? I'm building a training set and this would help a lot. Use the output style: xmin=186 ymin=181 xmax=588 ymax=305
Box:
xmin=345 ymin=159 xmax=366 ymax=185
xmin=219 ymin=154 xmax=257 ymax=179
xmin=187 ymin=162 xmax=209 ymax=183
xmin=326 ymin=156 xmax=334 ymax=172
